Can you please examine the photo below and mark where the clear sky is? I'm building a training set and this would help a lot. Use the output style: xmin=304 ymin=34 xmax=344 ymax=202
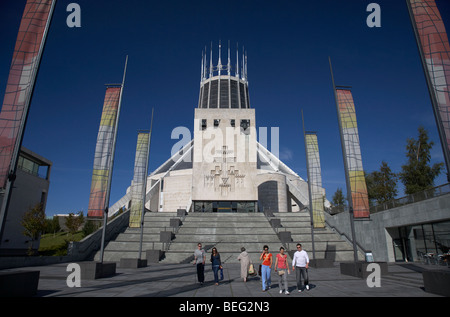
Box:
xmin=1 ymin=0 xmax=449 ymax=217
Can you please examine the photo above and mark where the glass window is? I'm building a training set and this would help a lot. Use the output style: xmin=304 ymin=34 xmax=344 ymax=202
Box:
xmin=433 ymin=222 xmax=450 ymax=254
xmin=210 ymin=80 xmax=218 ymax=108
xmin=219 ymin=80 xmax=229 ymax=108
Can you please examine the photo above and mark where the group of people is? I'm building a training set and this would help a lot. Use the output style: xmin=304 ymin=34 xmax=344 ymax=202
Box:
xmin=193 ymin=243 xmax=310 ymax=294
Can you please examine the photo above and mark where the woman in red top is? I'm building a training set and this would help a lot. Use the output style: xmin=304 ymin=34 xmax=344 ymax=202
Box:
xmin=275 ymin=247 xmax=290 ymax=294
xmin=259 ymin=245 xmax=272 ymax=291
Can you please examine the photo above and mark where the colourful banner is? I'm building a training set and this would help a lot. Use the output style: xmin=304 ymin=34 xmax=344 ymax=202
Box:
xmin=129 ymin=132 xmax=151 ymax=228
xmin=336 ymin=89 xmax=370 ymax=218
xmin=0 ymin=0 xmax=54 ymax=188
xmin=408 ymin=0 xmax=450 ymax=174
xmin=87 ymin=87 xmax=121 ymax=218
xmin=305 ymin=133 xmax=325 ymax=228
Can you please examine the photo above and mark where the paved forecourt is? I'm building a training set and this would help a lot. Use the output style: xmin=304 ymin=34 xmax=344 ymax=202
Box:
xmin=2 ymin=261 xmax=443 ymax=298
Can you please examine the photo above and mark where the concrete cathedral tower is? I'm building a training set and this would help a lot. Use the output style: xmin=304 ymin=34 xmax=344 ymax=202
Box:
xmin=109 ymin=43 xmax=318 ymax=217
xmin=193 ymin=42 xmax=257 ymax=212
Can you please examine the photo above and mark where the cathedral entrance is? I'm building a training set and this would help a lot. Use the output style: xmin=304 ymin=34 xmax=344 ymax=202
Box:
xmin=193 ymin=201 xmax=257 ymax=213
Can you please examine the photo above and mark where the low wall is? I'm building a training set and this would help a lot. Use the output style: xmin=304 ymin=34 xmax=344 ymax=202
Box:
xmin=325 ymin=193 xmax=450 ymax=262
xmin=67 ymin=210 xmax=130 ymax=260
xmin=0 ymin=210 xmax=130 ymax=269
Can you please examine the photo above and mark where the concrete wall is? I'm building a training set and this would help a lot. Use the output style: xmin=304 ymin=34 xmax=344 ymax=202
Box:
xmin=325 ymin=193 xmax=450 ymax=262
xmin=192 ymin=108 xmax=258 ymax=202
xmin=0 ymin=168 xmax=50 ymax=255
xmin=256 ymin=172 xmax=288 ymax=213
xmin=0 ymin=210 xmax=130 ymax=269
xmin=159 ymin=170 xmax=192 ymax=212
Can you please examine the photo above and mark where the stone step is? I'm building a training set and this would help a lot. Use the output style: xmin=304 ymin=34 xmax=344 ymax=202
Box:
xmin=175 ymin=227 xmax=274 ymax=235
xmin=95 ymin=210 xmax=360 ymax=264
xmin=168 ymin=237 xmax=282 ymax=249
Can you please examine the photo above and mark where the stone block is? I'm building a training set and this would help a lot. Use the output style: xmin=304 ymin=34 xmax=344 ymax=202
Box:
xmin=170 ymin=218 xmax=182 ymax=228
xmin=423 ymin=269 xmax=450 ymax=297
xmin=160 ymin=231 xmax=174 ymax=243
xmin=146 ymin=250 xmax=164 ymax=263
xmin=0 ymin=271 xmax=40 ymax=297
xmin=177 ymin=209 xmax=187 ymax=217
xmin=119 ymin=258 xmax=147 ymax=268
xmin=270 ymin=218 xmax=281 ymax=228
xmin=340 ymin=261 xmax=388 ymax=279
xmin=279 ymin=231 xmax=292 ymax=243
xmin=79 ymin=261 xmax=116 ymax=280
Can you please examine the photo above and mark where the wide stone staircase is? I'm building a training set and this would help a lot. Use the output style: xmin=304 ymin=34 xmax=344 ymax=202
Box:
xmin=161 ymin=212 xmax=284 ymax=264
xmin=93 ymin=212 xmax=177 ymax=262
xmin=93 ymin=210 xmax=360 ymax=264
xmin=273 ymin=212 xmax=361 ymax=262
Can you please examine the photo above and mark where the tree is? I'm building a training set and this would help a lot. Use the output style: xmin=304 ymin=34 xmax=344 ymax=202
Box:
xmin=21 ymin=203 xmax=47 ymax=255
xmin=400 ymin=126 xmax=444 ymax=195
xmin=366 ymin=161 xmax=398 ymax=205
xmin=331 ymin=187 xmax=346 ymax=213
xmin=65 ymin=211 xmax=84 ymax=237
xmin=44 ymin=216 xmax=61 ymax=236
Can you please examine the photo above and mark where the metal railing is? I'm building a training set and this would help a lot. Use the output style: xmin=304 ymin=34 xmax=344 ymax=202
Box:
xmin=370 ymin=183 xmax=450 ymax=213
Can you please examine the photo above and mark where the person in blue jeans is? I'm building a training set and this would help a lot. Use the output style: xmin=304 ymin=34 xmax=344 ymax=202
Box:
xmin=259 ymin=245 xmax=273 ymax=291
xmin=211 ymin=247 xmax=222 ymax=285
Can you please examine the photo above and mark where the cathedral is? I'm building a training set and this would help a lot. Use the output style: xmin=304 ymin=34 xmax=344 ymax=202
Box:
xmin=109 ymin=43 xmax=328 ymax=217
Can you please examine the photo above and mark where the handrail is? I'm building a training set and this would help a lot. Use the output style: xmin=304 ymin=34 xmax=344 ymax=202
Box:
xmin=324 ymin=219 xmax=368 ymax=254
xmin=370 ymin=183 xmax=450 ymax=213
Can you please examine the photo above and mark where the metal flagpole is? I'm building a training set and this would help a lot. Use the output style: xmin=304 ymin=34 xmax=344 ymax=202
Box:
xmin=301 ymin=110 xmax=316 ymax=261
xmin=329 ymin=57 xmax=359 ymax=263
xmin=0 ymin=0 xmax=57 ymax=244
xmin=99 ymin=55 xmax=128 ymax=263
xmin=139 ymin=108 xmax=154 ymax=261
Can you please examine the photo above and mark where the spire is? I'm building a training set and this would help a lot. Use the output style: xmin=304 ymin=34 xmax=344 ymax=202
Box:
xmin=200 ymin=49 xmax=204 ymax=82
xmin=209 ymin=42 xmax=213 ymax=78
xmin=236 ymin=43 xmax=239 ymax=78
xmin=242 ymin=46 xmax=245 ymax=80
xmin=218 ymin=40 xmax=222 ymax=76
xmin=203 ymin=46 xmax=207 ymax=80
xmin=244 ymin=50 xmax=248 ymax=82
xmin=227 ymin=40 xmax=231 ymax=76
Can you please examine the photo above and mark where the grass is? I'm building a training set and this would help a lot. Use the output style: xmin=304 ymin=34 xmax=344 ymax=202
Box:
xmin=38 ymin=231 xmax=84 ymax=256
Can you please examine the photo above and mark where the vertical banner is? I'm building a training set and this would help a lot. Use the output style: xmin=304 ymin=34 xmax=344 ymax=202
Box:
xmin=407 ymin=0 xmax=450 ymax=179
xmin=0 ymin=0 xmax=55 ymax=189
xmin=129 ymin=132 xmax=151 ymax=228
xmin=305 ymin=133 xmax=325 ymax=228
xmin=336 ymin=89 xmax=370 ymax=218
xmin=87 ymin=86 xmax=121 ymax=218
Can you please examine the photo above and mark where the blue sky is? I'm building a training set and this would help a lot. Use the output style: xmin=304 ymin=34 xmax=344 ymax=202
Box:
xmin=1 ymin=0 xmax=449 ymax=217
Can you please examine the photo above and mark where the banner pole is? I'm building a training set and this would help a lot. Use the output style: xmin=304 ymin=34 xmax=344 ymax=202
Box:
xmin=301 ymin=110 xmax=316 ymax=260
xmin=0 ymin=0 xmax=57 ymax=245
xmin=139 ymin=108 xmax=154 ymax=260
xmin=329 ymin=57 xmax=359 ymax=263
xmin=406 ymin=0 xmax=450 ymax=182
xmin=99 ymin=55 xmax=128 ymax=263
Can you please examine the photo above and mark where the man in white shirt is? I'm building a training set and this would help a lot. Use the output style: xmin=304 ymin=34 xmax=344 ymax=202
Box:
xmin=193 ymin=243 xmax=206 ymax=285
xmin=292 ymin=243 xmax=309 ymax=292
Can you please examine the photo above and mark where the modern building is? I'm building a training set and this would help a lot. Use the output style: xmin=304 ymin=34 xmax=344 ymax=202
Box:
xmin=109 ymin=44 xmax=326 ymax=217
xmin=0 ymin=147 xmax=52 ymax=255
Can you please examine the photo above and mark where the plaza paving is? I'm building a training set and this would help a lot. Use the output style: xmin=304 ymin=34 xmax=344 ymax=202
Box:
xmin=2 ymin=261 xmax=445 ymax=298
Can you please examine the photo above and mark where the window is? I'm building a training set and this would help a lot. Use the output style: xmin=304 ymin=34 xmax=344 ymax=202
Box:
xmin=214 ymin=119 xmax=220 ymax=128
xmin=240 ymin=119 xmax=250 ymax=135
xmin=201 ymin=119 xmax=207 ymax=130
xmin=230 ymin=119 xmax=235 ymax=127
